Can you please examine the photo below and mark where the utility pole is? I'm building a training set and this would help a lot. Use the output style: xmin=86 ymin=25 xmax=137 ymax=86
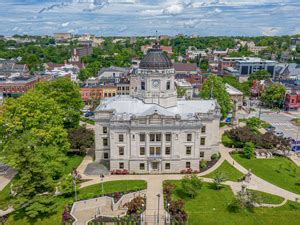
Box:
xmin=157 ymin=194 xmax=161 ymax=225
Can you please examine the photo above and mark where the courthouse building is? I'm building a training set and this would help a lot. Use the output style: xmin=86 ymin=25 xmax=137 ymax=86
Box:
xmin=95 ymin=43 xmax=221 ymax=173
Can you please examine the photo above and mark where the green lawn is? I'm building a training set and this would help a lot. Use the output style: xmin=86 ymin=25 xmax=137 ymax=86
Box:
xmin=232 ymin=153 xmax=300 ymax=194
xmin=203 ymin=160 xmax=244 ymax=181
xmin=80 ymin=117 xmax=95 ymax=125
xmin=248 ymin=189 xmax=284 ymax=205
xmin=168 ymin=181 xmax=300 ymax=225
xmin=5 ymin=180 xmax=147 ymax=225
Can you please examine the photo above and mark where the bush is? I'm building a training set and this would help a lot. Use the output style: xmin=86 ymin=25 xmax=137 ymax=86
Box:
xmin=243 ymin=142 xmax=255 ymax=159
xmin=200 ymin=160 xmax=207 ymax=169
xmin=211 ymin=153 xmax=220 ymax=160
xmin=181 ymin=175 xmax=203 ymax=198
xmin=222 ymin=134 xmax=235 ymax=147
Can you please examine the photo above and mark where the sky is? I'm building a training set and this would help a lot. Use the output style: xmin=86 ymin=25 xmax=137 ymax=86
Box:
xmin=0 ymin=0 xmax=300 ymax=36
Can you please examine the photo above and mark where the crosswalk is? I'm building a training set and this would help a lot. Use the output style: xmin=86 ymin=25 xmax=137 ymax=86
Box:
xmin=271 ymin=122 xmax=295 ymax=126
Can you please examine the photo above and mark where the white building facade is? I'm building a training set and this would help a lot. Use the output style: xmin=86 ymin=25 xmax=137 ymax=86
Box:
xmin=95 ymin=43 xmax=221 ymax=173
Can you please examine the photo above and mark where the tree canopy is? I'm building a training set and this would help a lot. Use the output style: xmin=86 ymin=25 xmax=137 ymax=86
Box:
xmin=200 ymin=74 xmax=232 ymax=119
xmin=261 ymin=83 xmax=286 ymax=108
xmin=0 ymin=78 xmax=84 ymax=218
xmin=249 ymin=70 xmax=271 ymax=81
xmin=34 ymin=77 xmax=84 ymax=128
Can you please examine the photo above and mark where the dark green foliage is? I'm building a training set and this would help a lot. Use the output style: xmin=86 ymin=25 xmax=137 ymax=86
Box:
xmin=243 ymin=142 xmax=255 ymax=159
xmin=68 ymin=126 xmax=94 ymax=153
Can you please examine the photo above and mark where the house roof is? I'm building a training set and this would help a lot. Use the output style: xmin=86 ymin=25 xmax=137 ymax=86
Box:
xmin=173 ymin=63 xmax=198 ymax=72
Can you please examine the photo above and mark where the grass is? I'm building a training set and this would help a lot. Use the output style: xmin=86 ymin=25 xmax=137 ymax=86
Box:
xmin=168 ymin=181 xmax=300 ymax=225
xmin=203 ymin=160 xmax=244 ymax=181
xmin=80 ymin=117 xmax=95 ymax=125
xmin=248 ymin=189 xmax=285 ymax=205
xmin=291 ymin=118 xmax=300 ymax=127
xmin=4 ymin=180 xmax=147 ymax=225
xmin=232 ymin=153 xmax=300 ymax=194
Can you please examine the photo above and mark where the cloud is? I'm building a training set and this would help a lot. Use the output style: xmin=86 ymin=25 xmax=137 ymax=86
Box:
xmin=61 ymin=22 xmax=70 ymax=27
xmin=261 ymin=27 xmax=280 ymax=36
xmin=163 ymin=3 xmax=184 ymax=15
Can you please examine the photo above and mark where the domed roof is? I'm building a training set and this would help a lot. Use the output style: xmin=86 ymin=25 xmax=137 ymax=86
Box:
xmin=139 ymin=43 xmax=173 ymax=70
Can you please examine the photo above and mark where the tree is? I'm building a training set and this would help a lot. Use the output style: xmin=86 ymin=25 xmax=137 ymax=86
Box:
xmin=245 ymin=117 xmax=262 ymax=132
xmin=213 ymin=172 xmax=227 ymax=190
xmin=176 ymin=86 xmax=187 ymax=97
xmin=296 ymin=45 xmax=300 ymax=53
xmin=181 ymin=174 xmax=203 ymax=198
xmin=68 ymin=125 xmax=94 ymax=154
xmin=0 ymin=89 xmax=72 ymax=218
xmin=199 ymin=59 xmax=208 ymax=71
xmin=249 ymin=70 xmax=271 ymax=81
xmin=243 ymin=142 xmax=255 ymax=159
xmin=34 ymin=77 xmax=84 ymax=128
xmin=261 ymin=83 xmax=286 ymax=108
xmin=200 ymin=74 xmax=232 ymax=119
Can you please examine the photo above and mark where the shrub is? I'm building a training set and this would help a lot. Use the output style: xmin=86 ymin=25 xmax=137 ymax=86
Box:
xmin=123 ymin=196 xmax=146 ymax=215
xmin=181 ymin=174 xmax=203 ymax=198
xmin=200 ymin=160 xmax=207 ymax=169
xmin=211 ymin=153 xmax=220 ymax=160
xmin=222 ymin=134 xmax=235 ymax=147
xmin=243 ymin=142 xmax=255 ymax=159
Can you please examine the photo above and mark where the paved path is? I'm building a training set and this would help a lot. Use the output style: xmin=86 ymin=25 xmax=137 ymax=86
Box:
xmin=219 ymin=144 xmax=300 ymax=202
xmin=0 ymin=167 xmax=16 ymax=191
xmin=289 ymin=154 xmax=300 ymax=167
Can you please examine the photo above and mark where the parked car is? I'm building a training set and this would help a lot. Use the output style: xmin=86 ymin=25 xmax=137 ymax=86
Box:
xmin=84 ymin=111 xmax=94 ymax=117
xmin=274 ymin=131 xmax=284 ymax=137
xmin=266 ymin=126 xmax=276 ymax=132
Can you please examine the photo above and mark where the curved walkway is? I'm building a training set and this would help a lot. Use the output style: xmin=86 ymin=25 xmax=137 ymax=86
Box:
xmin=219 ymin=144 xmax=300 ymax=202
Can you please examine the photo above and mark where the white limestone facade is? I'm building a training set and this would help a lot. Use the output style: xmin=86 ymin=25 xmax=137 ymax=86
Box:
xmin=95 ymin=43 xmax=221 ymax=173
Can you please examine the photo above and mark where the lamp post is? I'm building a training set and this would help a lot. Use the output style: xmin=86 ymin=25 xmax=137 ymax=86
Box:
xmin=73 ymin=176 xmax=78 ymax=202
xmin=157 ymin=194 xmax=161 ymax=225
xmin=100 ymin=173 xmax=105 ymax=195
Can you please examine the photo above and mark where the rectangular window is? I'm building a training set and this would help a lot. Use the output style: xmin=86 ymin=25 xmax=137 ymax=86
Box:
xmin=103 ymin=138 xmax=108 ymax=146
xmin=141 ymin=81 xmax=145 ymax=90
xmin=200 ymin=151 xmax=204 ymax=157
xmin=150 ymin=147 xmax=161 ymax=156
xmin=119 ymin=162 xmax=124 ymax=169
xmin=165 ymin=147 xmax=171 ymax=155
xmin=104 ymin=152 xmax=109 ymax=159
xmin=150 ymin=134 xmax=155 ymax=142
xmin=165 ymin=163 xmax=170 ymax=170
xmin=186 ymin=162 xmax=191 ymax=168
xmin=150 ymin=133 xmax=161 ymax=142
xmin=140 ymin=147 xmax=145 ymax=155
xmin=201 ymin=126 xmax=206 ymax=133
xmin=187 ymin=133 xmax=192 ymax=142
xmin=156 ymin=134 xmax=161 ymax=142
xmin=186 ymin=146 xmax=191 ymax=155
xmin=119 ymin=134 xmax=124 ymax=142
xmin=119 ymin=147 xmax=124 ymax=156
xmin=165 ymin=133 xmax=171 ymax=142
xmin=200 ymin=137 xmax=206 ymax=146
xmin=140 ymin=163 xmax=145 ymax=170
xmin=103 ymin=127 xmax=107 ymax=134
xmin=140 ymin=133 xmax=145 ymax=142
xmin=166 ymin=81 xmax=171 ymax=90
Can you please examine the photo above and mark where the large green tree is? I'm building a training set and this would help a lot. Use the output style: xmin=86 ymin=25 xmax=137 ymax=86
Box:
xmin=200 ymin=74 xmax=232 ymax=119
xmin=34 ymin=77 xmax=84 ymax=128
xmin=249 ymin=70 xmax=271 ymax=81
xmin=261 ymin=83 xmax=286 ymax=108
xmin=0 ymin=89 xmax=72 ymax=218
